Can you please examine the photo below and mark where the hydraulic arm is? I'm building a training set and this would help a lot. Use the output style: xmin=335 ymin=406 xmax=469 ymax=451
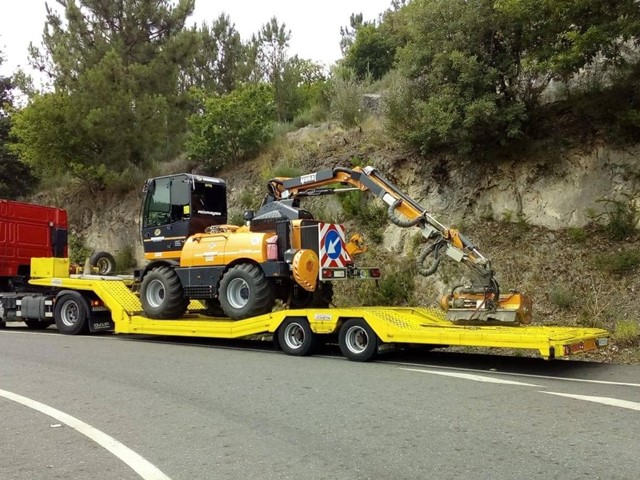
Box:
xmin=264 ymin=166 xmax=532 ymax=324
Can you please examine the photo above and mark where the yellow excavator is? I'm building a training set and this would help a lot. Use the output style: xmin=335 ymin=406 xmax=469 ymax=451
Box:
xmin=137 ymin=166 xmax=531 ymax=324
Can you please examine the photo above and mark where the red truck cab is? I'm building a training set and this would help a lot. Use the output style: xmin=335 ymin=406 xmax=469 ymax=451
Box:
xmin=0 ymin=199 xmax=68 ymax=281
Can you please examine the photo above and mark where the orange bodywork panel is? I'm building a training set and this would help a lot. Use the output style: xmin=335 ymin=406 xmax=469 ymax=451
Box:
xmin=179 ymin=231 xmax=274 ymax=267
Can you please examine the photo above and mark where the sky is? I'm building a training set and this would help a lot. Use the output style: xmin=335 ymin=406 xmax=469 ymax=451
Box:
xmin=0 ymin=0 xmax=393 ymax=79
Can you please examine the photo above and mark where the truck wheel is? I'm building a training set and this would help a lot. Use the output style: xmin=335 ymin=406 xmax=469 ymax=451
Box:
xmin=277 ymin=317 xmax=317 ymax=356
xmin=24 ymin=319 xmax=54 ymax=330
xmin=90 ymin=251 xmax=116 ymax=275
xmin=140 ymin=266 xmax=188 ymax=319
xmin=291 ymin=282 xmax=334 ymax=309
xmin=54 ymin=293 xmax=89 ymax=335
xmin=338 ymin=318 xmax=379 ymax=362
xmin=219 ymin=264 xmax=275 ymax=320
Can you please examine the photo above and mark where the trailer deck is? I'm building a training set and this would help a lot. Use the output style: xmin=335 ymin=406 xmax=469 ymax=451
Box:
xmin=29 ymin=274 xmax=610 ymax=360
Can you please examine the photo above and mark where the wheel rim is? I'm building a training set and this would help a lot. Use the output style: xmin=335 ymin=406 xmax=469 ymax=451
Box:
xmin=146 ymin=279 xmax=166 ymax=308
xmin=283 ymin=322 xmax=305 ymax=350
xmin=345 ymin=325 xmax=369 ymax=354
xmin=227 ymin=278 xmax=250 ymax=309
xmin=60 ymin=301 xmax=80 ymax=327
xmin=96 ymin=258 xmax=111 ymax=274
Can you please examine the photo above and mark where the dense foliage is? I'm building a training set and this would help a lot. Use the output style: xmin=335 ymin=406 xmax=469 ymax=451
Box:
xmin=342 ymin=0 xmax=640 ymax=154
xmin=186 ymin=84 xmax=275 ymax=170
xmin=5 ymin=0 xmax=640 ymax=188
xmin=0 ymin=51 xmax=37 ymax=199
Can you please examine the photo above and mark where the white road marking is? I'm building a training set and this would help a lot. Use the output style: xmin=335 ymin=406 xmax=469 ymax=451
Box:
xmin=393 ymin=361 xmax=640 ymax=388
xmin=542 ymin=392 xmax=640 ymax=411
xmin=0 ymin=388 xmax=171 ymax=480
xmin=400 ymin=367 xmax=541 ymax=387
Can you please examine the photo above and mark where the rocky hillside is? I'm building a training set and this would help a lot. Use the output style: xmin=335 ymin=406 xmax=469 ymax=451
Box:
xmin=48 ymin=121 xmax=640 ymax=363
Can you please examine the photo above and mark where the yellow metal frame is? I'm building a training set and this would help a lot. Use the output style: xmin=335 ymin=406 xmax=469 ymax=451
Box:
xmin=28 ymin=275 xmax=610 ymax=359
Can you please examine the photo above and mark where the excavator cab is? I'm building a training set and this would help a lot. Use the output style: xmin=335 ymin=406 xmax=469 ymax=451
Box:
xmin=141 ymin=173 xmax=227 ymax=260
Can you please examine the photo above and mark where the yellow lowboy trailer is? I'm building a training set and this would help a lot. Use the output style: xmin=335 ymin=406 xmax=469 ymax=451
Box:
xmin=26 ymin=259 xmax=610 ymax=362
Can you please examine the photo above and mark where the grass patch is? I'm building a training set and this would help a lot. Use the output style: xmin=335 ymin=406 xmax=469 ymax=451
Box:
xmin=567 ymin=227 xmax=587 ymax=243
xmin=613 ymin=319 xmax=640 ymax=347
xmin=594 ymin=249 xmax=640 ymax=274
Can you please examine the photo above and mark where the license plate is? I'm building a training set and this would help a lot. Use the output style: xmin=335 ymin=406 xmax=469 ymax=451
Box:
xmin=597 ymin=337 xmax=609 ymax=347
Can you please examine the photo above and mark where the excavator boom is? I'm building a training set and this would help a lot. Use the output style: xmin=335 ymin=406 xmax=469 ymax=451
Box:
xmin=265 ymin=166 xmax=532 ymax=325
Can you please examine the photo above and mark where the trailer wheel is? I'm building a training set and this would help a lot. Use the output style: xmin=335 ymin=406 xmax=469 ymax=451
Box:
xmin=24 ymin=319 xmax=54 ymax=330
xmin=90 ymin=251 xmax=116 ymax=275
xmin=54 ymin=293 xmax=89 ymax=335
xmin=140 ymin=266 xmax=188 ymax=319
xmin=339 ymin=318 xmax=379 ymax=362
xmin=219 ymin=264 xmax=275 ymax=320
xmin=277 ymin=317 xmax=317 ymax=356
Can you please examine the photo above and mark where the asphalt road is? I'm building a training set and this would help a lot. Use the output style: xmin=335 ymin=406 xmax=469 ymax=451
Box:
xmin=1 ymin=326 xmax=639 ymax=480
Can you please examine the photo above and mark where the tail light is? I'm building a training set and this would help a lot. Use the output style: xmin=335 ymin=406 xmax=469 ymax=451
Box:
xmin=267 ymin=236 xmax=279 ymax=260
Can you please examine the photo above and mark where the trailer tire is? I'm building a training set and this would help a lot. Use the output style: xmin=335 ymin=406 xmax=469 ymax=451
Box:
xmin=339 ymin=318 xmax=379 ymax=362
xmin=140 ymin=266 xmax=188 ymax=319
xmin=219 ymin=264 xmax=275 ymax=320
xmin=24 ymin=319 xmax=54 ymax=330
xmin=90 ymin=251 xmax=116 ymax=275
xmin=277 ymin=317 xmax=317 ymax=356
xmin=54 ymin=293 xmax=89 ymax=335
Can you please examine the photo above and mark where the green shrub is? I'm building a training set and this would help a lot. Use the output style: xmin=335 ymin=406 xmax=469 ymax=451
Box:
xmin=613 ymin=319 xmax=640 ymax=347
xmin=238 ymin=189 xmax=256 ymax=210
xmin=596 ymin=197 xmax=637 ymax=241
xmin=228 ymin=211 xmax=245 ymax=226
xmin=339 ymin=190 xmax=387 ymax=243
xmin=329 ymin=69 xmax=368 ymax=128
xmin=270 ymin=163 xmax=302 ymax=179
xmin=292 ymin=105 xmax=328 ymax=128
xmin=272 ymin=121 xmax=297 ymax=137
xmin=114 ymin=245 xmax=137 ymax=272
xmin=68 ymin=233 xmax=92 ymax=266
xmin=594 ymin=249 xmax=640 ymax=274
xmin=549 ymin=287 xmax=575 ymax=310
xmin=356 ymin=268 xmax=415 ymax=306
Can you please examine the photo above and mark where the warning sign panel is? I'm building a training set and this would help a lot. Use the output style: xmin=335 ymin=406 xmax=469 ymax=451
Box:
xmin=318 ymin=223 xmax=351 ymax=269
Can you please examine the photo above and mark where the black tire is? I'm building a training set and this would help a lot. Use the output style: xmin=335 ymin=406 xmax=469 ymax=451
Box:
xmin=54 ymin=293 xmax=89 ymax=335
xmin=219 ymin=264 xmax=275 ymax=320
xmin=90 ymin=251 xmax=116 ymax=275
xmin=277 ymin=317 xmax=317 ymax=356
xmin=204 ymin=299 xmax=226 ymax=317
xmin=140 ymin=266 xmax=188 ymax=319
xmin=24 ymin=319 xmax=54 ymax=330
xmin=290 ymin=282 xmax=334 ymax=309
xmin=338 ymin=318 xmax=379 ymax=362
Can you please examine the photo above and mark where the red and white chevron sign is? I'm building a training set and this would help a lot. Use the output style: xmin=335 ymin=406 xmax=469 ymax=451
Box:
xmin=318 ymin=223 xmax=351 ymax=269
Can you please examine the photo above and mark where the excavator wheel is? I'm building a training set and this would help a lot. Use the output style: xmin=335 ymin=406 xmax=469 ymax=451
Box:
xmin=290 ymin=282 xmax=334 ymax=309
xmin=218 ymin=264 xmax=275 ymax=320
xmin=140 ymin=266 xmax=188 ymax=319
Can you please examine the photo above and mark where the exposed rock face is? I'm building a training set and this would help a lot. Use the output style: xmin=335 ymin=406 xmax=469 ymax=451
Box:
xmin=73 ymin=141 xmax=640 ymax=265
xmin=384 ymin=144 xmax=640 ymax=230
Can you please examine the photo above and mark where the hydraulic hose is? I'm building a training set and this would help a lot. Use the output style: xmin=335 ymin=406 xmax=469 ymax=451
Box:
xmin=388 ymin=199 xmax=423 ymax=228
xmin=416 ymin=240 xmax=446 ymax=277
